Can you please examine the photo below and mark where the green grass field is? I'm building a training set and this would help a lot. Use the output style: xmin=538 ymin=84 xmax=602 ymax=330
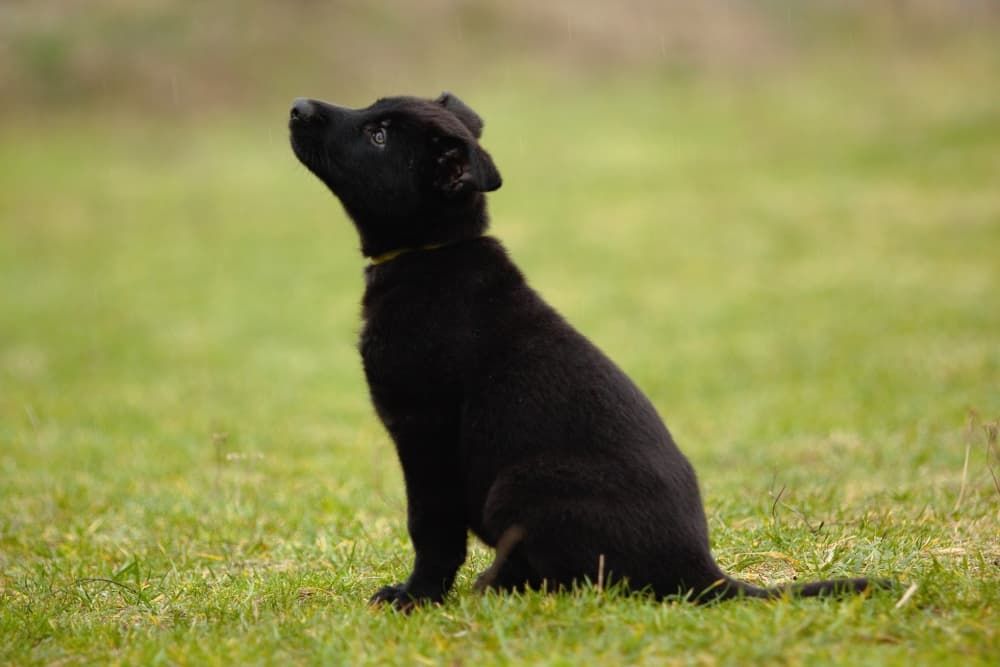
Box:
xmin=2 ymin=52 xmax=999 ymax=664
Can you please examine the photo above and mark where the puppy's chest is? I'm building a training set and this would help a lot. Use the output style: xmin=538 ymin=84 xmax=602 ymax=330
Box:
xmin=359 ymin=298 xmax=476 ymax=393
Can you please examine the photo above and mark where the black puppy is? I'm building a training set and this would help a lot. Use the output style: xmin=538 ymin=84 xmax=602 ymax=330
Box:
xmin=288 ymin=92 xmax=886 ymax=610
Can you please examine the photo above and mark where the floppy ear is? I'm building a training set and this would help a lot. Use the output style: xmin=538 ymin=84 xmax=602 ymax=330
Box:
xmin=435 ymin=91 xmax=484 ymax=139
xmin=433 ymin=136 xmax=502 ymax=197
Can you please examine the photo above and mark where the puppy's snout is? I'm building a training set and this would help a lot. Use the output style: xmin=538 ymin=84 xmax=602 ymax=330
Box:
xmin=290 ymin=98 xmax=316 ymax=121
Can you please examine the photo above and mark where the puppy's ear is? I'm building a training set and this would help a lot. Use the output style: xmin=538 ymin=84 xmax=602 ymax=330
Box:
xmin=435 ymin=91 xmax=484 ymax=139
xmin=432 ymin=136 xmax=502 ymax=197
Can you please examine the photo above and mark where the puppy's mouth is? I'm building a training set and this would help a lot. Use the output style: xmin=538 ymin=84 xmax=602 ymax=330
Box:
xmin=288 ymin=97 xmax=355 ymax=191
xmin=289 ymin=104 xmax=324 ymax=171
xmin=289 ymin=133 xmax=345 ymax=199
xmin=289 ymin=134 xmax=314 ymax=168
xmin=289 ymin=136 xmax=334 ymax=185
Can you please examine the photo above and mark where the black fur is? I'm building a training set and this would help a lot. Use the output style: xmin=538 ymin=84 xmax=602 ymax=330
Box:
xmin=288 ymin=92 xmax=890 ymax=610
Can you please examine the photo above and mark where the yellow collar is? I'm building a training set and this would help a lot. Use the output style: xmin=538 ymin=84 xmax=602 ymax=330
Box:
xmin=368 ymin=242 xmax=448 ymax=266
xmin=369 ymin=235 xmax=494 ymax=266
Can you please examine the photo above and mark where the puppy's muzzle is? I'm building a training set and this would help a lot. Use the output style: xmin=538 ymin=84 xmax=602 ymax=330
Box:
xmin=290 ymin=98 xmax=317 ymax=122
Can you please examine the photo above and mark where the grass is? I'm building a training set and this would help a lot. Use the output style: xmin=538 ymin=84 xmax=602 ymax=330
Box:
xmin=2 ymin=50 xmax=1000 ymax=665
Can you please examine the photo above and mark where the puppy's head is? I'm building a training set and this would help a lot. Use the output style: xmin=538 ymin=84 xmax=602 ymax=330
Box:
xmin=288 ymin=92 xmax=501 ymax=258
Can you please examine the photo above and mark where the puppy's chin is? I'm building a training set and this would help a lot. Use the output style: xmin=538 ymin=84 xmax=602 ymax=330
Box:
xmin=289 ymin=137 xmax=331 ymax=181
xmin=289 ymin=133 xmax=313 ymax=164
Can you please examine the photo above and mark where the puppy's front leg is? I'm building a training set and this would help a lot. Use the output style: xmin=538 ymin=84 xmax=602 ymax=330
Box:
xmin=370 ymin=423 xmax=466 ymax=611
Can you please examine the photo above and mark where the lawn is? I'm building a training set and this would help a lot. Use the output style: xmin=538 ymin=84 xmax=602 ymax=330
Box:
xmin=2 ymin=51 xmax=999 ymax=664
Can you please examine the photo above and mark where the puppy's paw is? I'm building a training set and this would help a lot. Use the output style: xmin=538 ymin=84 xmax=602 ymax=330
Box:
xmin=369 ymin=584 xmax=429 ymax=613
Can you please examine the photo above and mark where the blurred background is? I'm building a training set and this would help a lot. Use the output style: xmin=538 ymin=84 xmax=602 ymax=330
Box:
xmin=1 ymin=1 xmax=998 ymax=503
xmin=1 ymin=1 xmax=998 ymax=112
xmin=2 ymin=1 xmax=999 ymax=114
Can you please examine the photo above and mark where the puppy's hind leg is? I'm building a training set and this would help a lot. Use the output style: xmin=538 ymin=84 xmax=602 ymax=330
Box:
xmin=474 ymin=525 xmax=540 ymax=593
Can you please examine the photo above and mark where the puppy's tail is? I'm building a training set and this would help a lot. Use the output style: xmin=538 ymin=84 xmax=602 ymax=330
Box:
xmin=698 ymin=576 xmax=894 ymax=603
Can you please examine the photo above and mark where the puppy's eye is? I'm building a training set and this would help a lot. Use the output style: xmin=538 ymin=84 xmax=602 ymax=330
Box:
xmin=370 ymin=127 xmax=386 ymax=147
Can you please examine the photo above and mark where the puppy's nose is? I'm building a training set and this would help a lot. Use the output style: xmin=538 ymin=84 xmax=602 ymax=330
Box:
xmin=290 ymin=98 xmax=315 ymax=121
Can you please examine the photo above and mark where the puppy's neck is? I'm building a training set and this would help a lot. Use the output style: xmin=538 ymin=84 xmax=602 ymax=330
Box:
xmin=368 ymin=239 xmax=459 ymax=266
xmin=351 ymin=194 xmax=491 ymax=260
